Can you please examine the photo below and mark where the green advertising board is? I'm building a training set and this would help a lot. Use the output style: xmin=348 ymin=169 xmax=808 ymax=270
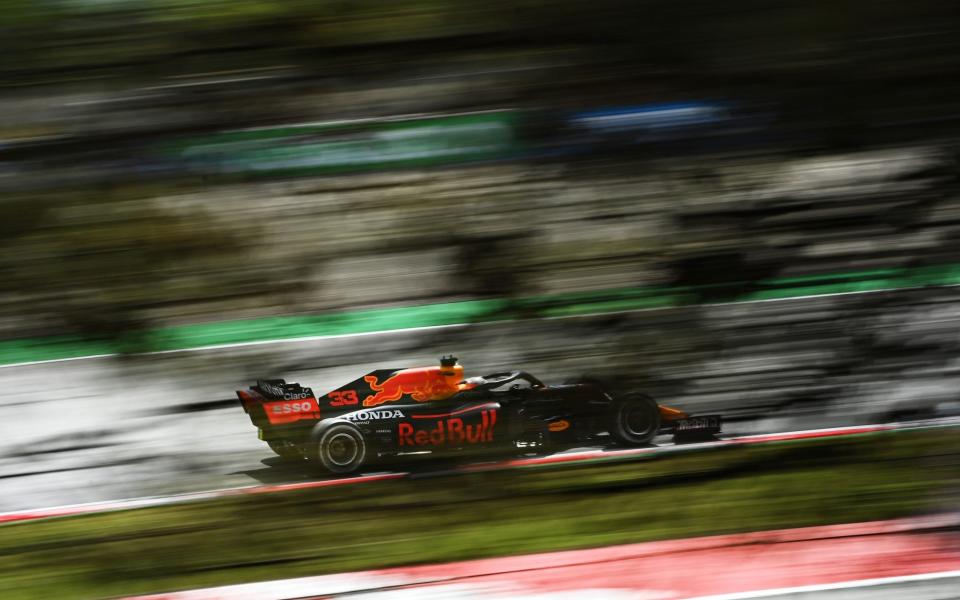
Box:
xmin=162 ymin=111 xmax=521 ymax=176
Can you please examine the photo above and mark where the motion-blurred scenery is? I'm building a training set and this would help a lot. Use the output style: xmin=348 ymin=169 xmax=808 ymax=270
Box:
xmin=2 ymin=1 xmax=960 ymax=599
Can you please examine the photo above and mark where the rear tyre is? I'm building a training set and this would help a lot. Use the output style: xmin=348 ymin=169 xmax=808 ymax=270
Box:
xmin=267 ymin=439 xmax=303 ymax=460
xmin=310 ymin=421 xmax=367 ymax=474
xmin=608 ymin=392 xmax=661 ymax=445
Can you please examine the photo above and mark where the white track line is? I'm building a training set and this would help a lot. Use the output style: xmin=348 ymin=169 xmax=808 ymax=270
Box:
xmin=685 ymin=569 xmax=960 ymax=599
xmin=0 ymin=323 xmax=470 ymax=369
xmin=0 ymin=473 xmax=407 ymax=524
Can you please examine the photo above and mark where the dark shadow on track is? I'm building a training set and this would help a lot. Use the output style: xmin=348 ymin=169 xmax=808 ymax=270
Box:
xmin=231 ymin=443 xmax=664 ymax=486
xmin=232 ymin=449 xmax=555 ymax=485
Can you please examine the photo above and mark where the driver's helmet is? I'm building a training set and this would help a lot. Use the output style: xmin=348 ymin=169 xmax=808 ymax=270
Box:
xmin=439 ymin=355 xmax=465 ymax=388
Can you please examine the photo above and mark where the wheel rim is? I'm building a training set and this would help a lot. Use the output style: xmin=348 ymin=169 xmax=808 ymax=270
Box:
xmin=326 ymin=432 xmax=359 ymax=466
xmin=623 ymin=405 xmax=655 ymax=437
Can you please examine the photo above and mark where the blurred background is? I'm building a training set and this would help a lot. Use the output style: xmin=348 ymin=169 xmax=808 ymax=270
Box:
xmin=2 ymin=0 xmax=960 ymax=576
xmin=4 ymin=2 xmax=960 ymax=598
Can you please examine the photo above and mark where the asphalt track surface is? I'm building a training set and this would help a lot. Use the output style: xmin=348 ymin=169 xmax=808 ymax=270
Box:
xmin=0 ymin=351 xmax=941 ymax=513
xmin=0 ymin=299 xmax=957 ymax=514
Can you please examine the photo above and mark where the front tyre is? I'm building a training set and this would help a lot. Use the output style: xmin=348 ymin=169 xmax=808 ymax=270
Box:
xmin=608 ymin=392 xmax=661 ymax=445
xmin=310 ymin=421 xmax=367 ymax=474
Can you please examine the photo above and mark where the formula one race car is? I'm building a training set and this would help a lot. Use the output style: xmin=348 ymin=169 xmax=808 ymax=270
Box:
xmin=237 ymin=356 xmax=721 ymax=473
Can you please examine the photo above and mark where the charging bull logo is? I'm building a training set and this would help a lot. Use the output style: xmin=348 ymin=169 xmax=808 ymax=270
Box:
xmin=398 ymin=410 xmax=497 ymax=446
xmin=362 ymin=368 xmax=459 ymax=407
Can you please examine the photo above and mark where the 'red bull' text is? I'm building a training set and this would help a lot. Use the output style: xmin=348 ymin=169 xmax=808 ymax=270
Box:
xmin=398 ymin=410 xmax=497 ymax=446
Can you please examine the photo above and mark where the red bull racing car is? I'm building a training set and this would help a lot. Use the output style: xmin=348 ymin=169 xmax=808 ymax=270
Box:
xmin=237 ymin=356 xmax=721 ymax=473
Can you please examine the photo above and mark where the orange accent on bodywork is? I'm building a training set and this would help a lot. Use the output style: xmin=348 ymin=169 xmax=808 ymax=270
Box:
xmin=659 ymin=405 xmax=689 ymax=422
xmin=548 ymin=420 xmax=570 ymax=432
xmin=362 ymin=365 xmax=464 ymax=407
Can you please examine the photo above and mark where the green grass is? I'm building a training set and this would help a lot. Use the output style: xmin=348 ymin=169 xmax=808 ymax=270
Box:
xmin=1 ymin=429 xmax=957 ymax=599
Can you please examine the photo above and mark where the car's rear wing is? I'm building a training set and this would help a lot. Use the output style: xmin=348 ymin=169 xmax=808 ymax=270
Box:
xmin=255 ymin=379 xmax=314 ymax=401
xmin=237 ymin=379 xmax=321 ymax=429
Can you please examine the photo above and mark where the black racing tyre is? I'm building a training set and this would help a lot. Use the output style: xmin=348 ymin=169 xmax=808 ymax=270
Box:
xmin=309 ymin=421 xmax=367 ymax=474
xmin=608 ymin=392 xmax=661 ymax=446
xmin=267 ymin=439 xmax=303 ymax=460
